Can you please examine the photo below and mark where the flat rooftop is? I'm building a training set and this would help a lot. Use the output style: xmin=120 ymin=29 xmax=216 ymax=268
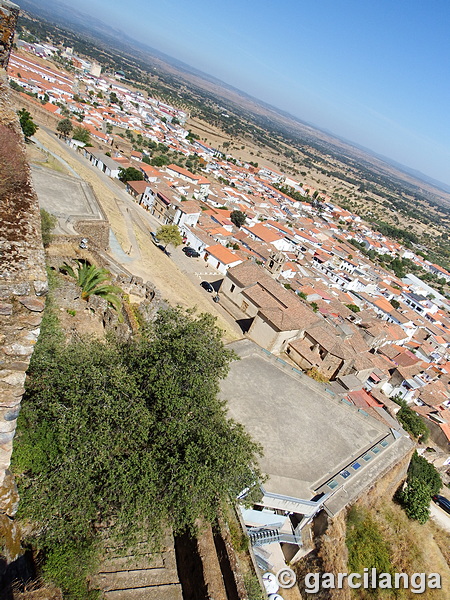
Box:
xmin=221 ymin=339 xmax=412 ymax=509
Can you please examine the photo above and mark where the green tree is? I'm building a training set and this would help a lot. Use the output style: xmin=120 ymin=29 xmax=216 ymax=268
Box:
xmin=118 ymin=166 xmax=144 ymax=183
xmin=72 ymin=126 xmax=90 ymax=144
xmin=391 ymin=299 xmax=400 ymax=310
xmin=230 ymin=210 xmax=247 ymax=228
xmin=156 ymin=224 xmax=183 ymax=249
xmin=408 ymin=451 xmax=441 ymax=496
xmin=393 ymin=398 xmax=429 ymax=442
xmin=345 ymin=304 xmax=361 ymax=313
xmin=151 ymin=154 xmax=170 ymax=167
xmin=17 ymin=108 xmax=38 ymax=139
xmin=397 ymin=479 xmax=431 ymax=524
xmin=60 ymin=260 xmax=122 ymax=314
xmin=56 ymin=117 xmax=73 ymax=138
xmin=14 ymin=307 xmax=262 ymax=595
xmin=40 ymin=208 xmax=57 ymax=247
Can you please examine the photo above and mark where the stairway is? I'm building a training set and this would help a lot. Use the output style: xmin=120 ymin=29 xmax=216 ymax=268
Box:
xmin=90 ymin=535 xmax=182 ymax=600
xmin=248 ymin=527 xmax=303 ymax=547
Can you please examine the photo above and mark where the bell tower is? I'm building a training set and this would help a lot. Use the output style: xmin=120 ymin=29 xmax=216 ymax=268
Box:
xmin=265 ymin=250 xmax=286 ymax=276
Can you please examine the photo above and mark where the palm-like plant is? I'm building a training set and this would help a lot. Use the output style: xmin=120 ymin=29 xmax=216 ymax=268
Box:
xmin=60 ymin=261 xmax=122 ymax=315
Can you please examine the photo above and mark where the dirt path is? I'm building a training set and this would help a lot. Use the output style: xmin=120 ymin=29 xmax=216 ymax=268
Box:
xmin=430 ymin=503 xmax=450 ymax=534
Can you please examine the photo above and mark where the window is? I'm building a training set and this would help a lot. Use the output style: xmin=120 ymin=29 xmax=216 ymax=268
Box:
xmin=230 ymin=284 xmax=235 ymax=293
xmin=328 ymin=480 xmax=338 ymax=490
xmin=372 ymin=446 xmax=381 ymax=454
xmin=380 ymin=440 xmax=389 ymax=448
xmin=340 ymin=470 xmax=351 ymax=479
xmin=352 ymin=462 xmax=361 ymax=470
xmin=363 ymin=453 xmax=372 ymax=462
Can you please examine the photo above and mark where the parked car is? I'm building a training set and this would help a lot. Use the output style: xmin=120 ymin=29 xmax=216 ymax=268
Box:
xmin=183 ymin=247 xmax=200 ymax=258
xmin=433 ymin=494 xmax=450 ymax=515
xmin=200 ymin=281 xmax=214 ymax=293
xmin=150 ymin=231 xmax=160 ymax=245
xmin=157 ymin=244 xmax=171 ymax=256
xmin=79 ymin=238 xmax=88 ymax=249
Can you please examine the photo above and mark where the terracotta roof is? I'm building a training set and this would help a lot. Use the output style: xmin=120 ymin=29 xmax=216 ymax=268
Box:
xmin=126 ymin=180 xmax=148 ymax=194
xmin=440 ymin=423 xmax=450 ymax=442
xmin=304 ymin=323 xmax=354 ymax=360
xmin=205 ymin=244 xmax=241 ymax=265
xmin=347 ymin=389 xmax=383 ymax=409
xmin=227 ymin=262 xmax=320 ymax=331
xmin=178 ymin=200 xmax=201 ymax=214
xmin=245 ymin=223 xmax=284 ymax=243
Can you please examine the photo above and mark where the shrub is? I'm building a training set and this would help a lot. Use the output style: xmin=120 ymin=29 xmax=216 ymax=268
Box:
xmin=42 ymin=541 xmax=100 ymax=600
xmin=345 ymin=304 xmax=360 ymax=313
xmin=40 ymin=209 xmax=57 ymax=247
xmin=408 ymin=451 xmax=442 ymax=496
xmin=397 ymin=479 xmax=431 ymax=524
xmin=243 ymin=573 xmax=265 ymax=600
xmin=346 ymin=506 xmax=394 ymax=580
xmin=393 ymin=397 xmax=429 ymax=442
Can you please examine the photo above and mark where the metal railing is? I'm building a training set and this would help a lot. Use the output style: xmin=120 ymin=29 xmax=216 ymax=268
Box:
xmin=248 ymin=527 xmax=303 ymax=547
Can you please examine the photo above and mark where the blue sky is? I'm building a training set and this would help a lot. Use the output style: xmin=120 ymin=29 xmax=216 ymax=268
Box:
xmin=59 ymin=0 xmax=450 ymax=185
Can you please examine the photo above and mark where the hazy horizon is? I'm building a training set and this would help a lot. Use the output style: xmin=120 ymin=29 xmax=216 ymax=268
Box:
xmin=22 ymin=0 xmax=450 ymax=188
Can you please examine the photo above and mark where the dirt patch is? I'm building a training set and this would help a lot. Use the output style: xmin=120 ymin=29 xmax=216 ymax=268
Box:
xmin=26 ymin=143 xmax=70 ymax=176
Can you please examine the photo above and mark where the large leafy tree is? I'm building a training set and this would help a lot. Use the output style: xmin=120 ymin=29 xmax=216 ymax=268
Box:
xmin=17 ymin=108 xmax=38 ymax=139
xmin=396 ymin=450 xmax=442 ymax=525
xmin=72 ymin=126 xmax=90 ymax=144
xmin=407 ymin=451 xmax=442 ymax=496
xmin=14 ymin=306 xmax=262 ymax=548
xmin=156 ymin=224 xmax=183 ymax=249
xmin=397 ymin=479 xmax=431 ymax=524
xmin=118 ymin=166 xmax=144 ymax=182
xmin=56 ymin=118 xmax=73 ymax=138
xmin=230 ymin=210 xmax=246 ymax=228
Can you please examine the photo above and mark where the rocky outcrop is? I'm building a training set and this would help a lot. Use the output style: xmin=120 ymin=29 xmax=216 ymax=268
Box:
xmin=0 ymin=69 xmax=47 ymax=563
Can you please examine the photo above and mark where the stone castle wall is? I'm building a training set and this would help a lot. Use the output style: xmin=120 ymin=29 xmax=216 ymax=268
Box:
xmin=0 ymin=55 xmax=47 ymax=563
xmin=0 ymin=1 xmax=19 ymax=70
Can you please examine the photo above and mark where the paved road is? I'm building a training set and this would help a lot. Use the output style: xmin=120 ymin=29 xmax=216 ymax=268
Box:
xmin=430 ymin=501 xmax=450 ymax=533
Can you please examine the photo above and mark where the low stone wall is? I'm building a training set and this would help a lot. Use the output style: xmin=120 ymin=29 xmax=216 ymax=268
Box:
xmin=0 ymin=72 xmax=47 ymax=564
xmin=73 ymin=219 xmax=109 ymax=250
